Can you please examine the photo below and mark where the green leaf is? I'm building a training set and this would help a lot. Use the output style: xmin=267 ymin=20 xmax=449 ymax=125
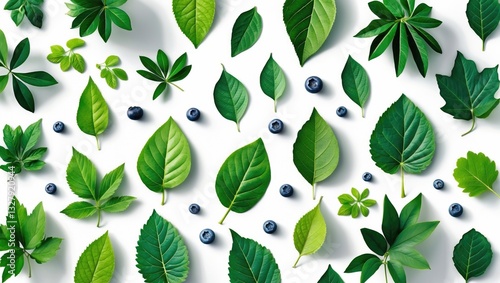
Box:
xmin=369 ymin=23 xmax=398 ymax=60
xmin=361 ymin=258 xmax=382 ymax=283
xmin=283 ymin=0 xmax=336 ymax=66
xmin=382 ymin=195 xmax=399 ymax=246
xmin=4 ymin=0 xmax=44 ymax=28
xmin=172 ymin=0 xmax=215 ymax=48
xmin=369 ymin=94 xmax=435 ymax=197
xmin=341 ymin=55 xmax=370 ymax=117
xmin=228 ymin=229 xmax=281 ymax=283
xmin=231 ymin=7 xmax=263 ymax=57
xmin=13 ymin=71 xmax=58 ymax=87
xmin=100 ymin=196 xmax=135 ymax=212
xmin=72 ymin=53 xmax=86 ymax=73
xmin=66 ymin=147 xmax=97 ymax=200
xmin=76 ymin=77 xmax=109 ymax=150
xmin=61 ymin=201 xmax=97 ymax=219
xmin=107 ymin=7 xmax=132 ymax=30
xmin=60 ymin=56 xmax=72 ymax=71
xmin=99 ymin=10 xmax=112 ymax=42
xmin=337 ymin=204 xmax=352 ymax=216
xmin=136 ymin=210 xmax=189 ymax=283
xmin=436 ymin=51 xmax=499 ymax=136
xmin=391 ymin=221 xmax=439 ymax=249
xmin=104 ymin=72 xmax=117 ymax=89
xmin=30 ymin=237 xmax=63 ymax=264
xmin=139 ymin=56 xmax=162 ymax=77
xmin=20 ymin=119 xmax=41 ymax=154
xmin=345 ymin=254 xmax=380 ymax=273
xmin=12 ymin=75 xmax=35 ymax=112
xmin=67 ymin=38 xmax=86 ymax=49
xmin=213 ymin=66 xmax=249 ymax=131
xmin=10 ymin=38 xmax=30 ymax=70
xmin=0 ymin=30 xmax=7 ymax=65
xmin=260 ymin=54 xmax=286 ymax=112
xmin=0 ymin=75 xmax=8 ymax=93
xmin=369 ymin=1 xmax=397 ymax=20
xmin=216 ymin=138 xmax=271 ymax=224
xmin=406 ymin=24 xmax=429 ymax=77
xmin=104 ymin=55 xmax=119 ymax=67
xmin=156 ymin=50 xmax=169 ymax=75
xmin=351 ymin=204 xmax=360 ymax=218
xmin=293 ymin=197 xmax=326 ymax=267
xmin=466 ymin=0 xmax=500 ymax=50
xmin=168 ymin=53 xmax=189 ymax=81
xmin=317 ymin=264 xmax=345 ymax=283
xmin=354 ymin=19 xmax=394 ymax=38
xmin=168 ymin=65 xmax=191 ymax=82
xmin=399 ymin=193 xmax=422 ymax=230
xmin=453 ymin=228 xmax=493 ymax=281
xmin=98 ymin=163 xmax=125 ymax=200
xmin=361 ymin=228 xmax=387 ymax=256
xmin=74 ymin=231 xmax=114 ymax=283
xmin=387 ymin=261 xmax=406 ymax=283
xmin=153 ymin=82 xmax=167 ymax=100
xmin=338 ymin=194 xmax=355 ymax=205
xmin=401 ymin=0 xmax=415 ymax=13
xmin=384 ymin=0 xmax=404 ymax=17
xmin=393 ymin=22 xmax=409 ymax=77
xmin=25 ymin=3 xmax=44 ymax=28
xmin=112 ymin=68 xmax=127 ymax=80
xmin=137 ymin=117 xmax=191 ymax=205
xmin=22 ymin=202 xmax=45 ymax=249
xmin=389 ymin=247 xmax=430 ymax=269
xmin=1 ymin=249 xmax=23 ymax=281
xmin=293 ymin=108 xmax=339 ymax=199
xmin=453 ymin=151 xmax=500 ymax=198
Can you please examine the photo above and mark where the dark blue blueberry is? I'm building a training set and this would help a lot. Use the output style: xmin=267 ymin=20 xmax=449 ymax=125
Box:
xmin=362 ymin=172 xmax=372 ymax=182
xmin=53 ymin=121 xmax=65 ymax=133
xmin=433 ymin=179 xmax=444 ymax=190
xmin=268 ymin=119 xmax=283 ymax=134
xmin=45 ymin=183 xmax=57 ymax=194
xmin=280 ymin=184 xmax=293 ymax=197
xmin=449 ymin=203 xmax=463 ymax=217
xmin=189 ymin=203 xmax=200 ymax=214
xmin=127 ymin=106 xmax=144 ymax=120
xmin=186 ymin=108 xmax=201 ymax=121
xmin=305 ymin=76 xmax=323 ymax=93
xmin=200 ymin=228 xmax=215 ymax=244
xmin=263 ymin=220 xmax=277 ymax=234
xmin=336 ymin=106 xmax=347 ymax=117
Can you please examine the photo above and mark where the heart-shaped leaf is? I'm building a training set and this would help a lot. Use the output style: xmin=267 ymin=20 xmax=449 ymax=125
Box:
xmin=173 ymin=0 xmax=215 ymax=48
xmin=74 ymin=231 xmax=114 ymax=283
xmin=453 ymin=229 xmax=493 ymax=281
xmin=231 ymin=7 xmax=263 ymax=57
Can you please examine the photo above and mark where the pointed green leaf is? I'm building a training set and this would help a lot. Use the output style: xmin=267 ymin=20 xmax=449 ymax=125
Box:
xmin=361 ymin=228 xmax=387 ymax=256
xmin=317 ymin=264 xmax=345 ymax=283
xmin=172 ymin=0 xmax=215 ymax=48
xmin=466 ymin=0 xmax=500 ymax=50
xmin=61 ymin=201 xmax=97 ymax=219
xmin=10 ymin=38 xmax=30 ymax=70
xmin=341 ymin=55 xmax=370 ymax=116
xmin=0 ymin=30 xmax=7 ymax=66
xmin=108 ymin=7 xmax=132 ymax=30
xmin=66 ymin=147 xmax=97 ymax=200
xmin=354 ymin=19 xmax=394 ymax=38
xmin=22 ymin=202 xmax=45 ymax=249
xmin=140 ymin=56 xmax=162 ymax=77
xmin=30 ymin=237 xmax=63 ymax=264
xmin=13 ymin=71 xmax=58 ymax=87
xmin=153 ymin=82 xmax=167 ymax=100
xmin=393 ymin=22 xmax=409 ymax=77
xmin=12 ymin=75 xmax=35 ymax=112
xmin=20 ymin=119 xmax=42 ymax=154
xmin=67 ymin=38 xmax=86 ymax=49
xmin=387 ymin=261 xmax=406 ymax=283
xmin=231 ymin=7 xmax=263 ymax=57
xmin=260 ymin=54 xmax=286 ymax=112
xmin=345 ymin=254 xmax=380 ymax=273
xmin=100 ymin=196 xmax=135 ymax=213
xmin=156 ymin=50 xmax=169 ymax=76
xmin=399 ymin=193 xmax=422 ymax=230
xmin=453 ymin=151 xmax=499 ymax=197
xmin=369 ymin=23 xmax=398 ymax=60
xmin=406 ymin=24 xmax=429 ymax=77
xmin=168 ymin=65 xmax=191 ymax=82
xmin=361 ymin=258 xmax=382 ymax=283
xmin=0 ymin=75 xmax=8 ymax=93
xmin=383 ymin=0 xmax=404 ymax=18
xmin=389 ymin=247 xmax=430 ymax=269
xmin=453 ymin=229 xmax=493 ymax=281
xmin=98 ymin=163 xmax=125 ymax=200
xmin=74 ymin=231 xmax=114 ymax=283
xmin=391 ymin=221 xmax=439 ymax=249
xmin=382 ymin=195 xmax=399 ymax=246
xmin=368 ymin=1 xmax=397 ymax=20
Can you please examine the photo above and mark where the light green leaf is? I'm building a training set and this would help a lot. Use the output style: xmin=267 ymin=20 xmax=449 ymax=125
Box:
xmin=293 ymin=197 xmax=326 ymax=267
xmin=231 ymin=7 xmax=263 ymax=57
xmin=105 ymin=55 xmax=120 ymax=67
xmin=293 ymin=108 xmax=339 ymax=199
xmin=61 ymin=201 xmax=97 ymax=219
xmin=338 ymin=194 xmax=355 ymax=205
xmin=112 ymin=68 xmax=127 ymax=80
xmin=391 ymin=221 xmax=439 ymax=249
xmin=466 ymin=0 xmax=500 ymax=50
xmin=74 ymin=231 xmax=114 ymax=283
xmin=60 ymin=56 xmax=71 ymax=71
xmin=317 ymin=264 xmax=345 ymax=283
xmin=20 ymin=119 xmax=41 ymax=154
xmin=67 ymin=38 xmax=85 ymax=49
xmin=98 ymin=163 xmax=125 ymax=200
xmin=389 ymin=247 xmax=430 ymax=269
xmin=72 ymin=53 xmax=86 ymax=73
xmin=216 ymin=138 xmax=271 ymax=224
xmin=283 ymin=0 xmax=336 ymax=66
xmin=260 ymin=54 xmax=286 ymax=112
xmin=137 ymin=117 xmax=191 ymax=205
xmin=453 ymin=228 xmax=493 ymax=281
xmin=341 ymin=55 xmax=370 ymax=117
xmin=30 ymin=237 xmax=63 ymax=264
xmin=22 ymin=202 xmax=45 ymax=250
xmin=136 ymin=210 xmax=189 ymax=283
xmin=338 ymin=204 xmax=352 ymax=216
xmin=0 ymin=30 xmax=8 ymax=65
xmin=453 ymin=151 xmax=500 ymax=198
xmin=100 ymin=196 xmax=135 ymax=213
xmin=172 ymin=0 xmax=215 ymax=48
xmin=66 ymin=147 xmax=97 ymax=200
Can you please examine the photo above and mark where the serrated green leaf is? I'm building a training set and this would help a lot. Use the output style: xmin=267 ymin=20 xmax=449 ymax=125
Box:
xmin=317 ymin=264 xmax=345 ymax=283
xmin=361 ymin=258 xmax=382 ymax=283
xmin=453 ymin=151 xmax=500 ymax=198
xmin=66 ymin=148 xmax=97 ymax=200
xmin=293 ymin=108 xmax=339 ymax=199
xmin=260 ymin=54 xmax=286 ymax=112
xmin=100 ymin=196 xmax=135 ymax=213
xmin=61 ymin=201 xmax=97 ymax=219
xmin=20 ymin=118 xmax=41 ymax=154
xmin=341 ymin=55 xmax=370 ymax=116
xmin=67 ymin=38 xmax=85 ymax=49
xmin=22 ymin=202 xmax=45 ymax=249
xmin=453 ymin=228 xmax=493 ymax=281
xmin=172 ymin=0 xmax=215 ymax=48
xmin=361 ymin=228 xmax=387 ymax=256
xmin=345 ymin=254 xmax=379 ymax=273
xmin=74 ymin=231 xmax=114 ymax=283
xmin=466 ymin=0 xmax=500 ymax=50
xmin=136 ymin=210 xmax=189 ymax=283
xmin=30 ymin=237 xmax=63 ymax=264
xmin=168 ymin=65 xmax=191 ymax=82
xmin=98 ymin=163 xmax=124 ymax=200
xmin=231 ymin=7 xmax=263 ymax=57
xmin=283 ymin=0 xmax=336 ymax=66
xmin=216 ymin=138 xmax=271 ymax=224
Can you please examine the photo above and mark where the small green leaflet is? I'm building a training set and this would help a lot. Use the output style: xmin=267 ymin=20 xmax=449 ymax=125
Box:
xmin=260 ymin=54 xmax=286 ymax=112
xmin=74 ymin=231 xmax=114 ymax=283
xmin=136 ymin=210 xmax=189 ymax=283
xmin=370 ymin=94 xmax=435 ymax=197
xmin=283 ymin=0 xmax=336 ymax=66
xmin=293 ymin=196 xmax=327 ymax=268
xmin=317 ymin=265 xmax=345 ymax=283
xmin=337 ymin=188 xmax=377 ymax=218
xmin=0 ymin=119 xmax=47 ymax=174
xmin=216 ymin=138 xmax=271 ymax=224
xmin=228 ymin=230 xmax=281 ymax=283
xmin=213 ymin=65 xmax=249 ymax=132
xmin=231 ymin=7 xmax=263 ymax=57
xmin=341 ymin=56 xmax=370 ymax=117
xmin=47 ymin=38 xmax=86 ymax=73
xmin=453 ymin=229 xmax=493 ymax=282
xmin=136 ymin=50 xmax=192 ymax=100
xmin=466 ymin=0 xmax=500 ymax=50
xmin=62 ymin=148 xmax=135 ymax=227
xmin=0 ymin=197 xmax=62 ymax=282
xmin=66 ymin=0 xmax=132 ymax=42
xmin=137 ymin=117 xmax=191 ymax=205
xmin=4 ymin=0 xmax=44 ymax=28
xmin=293 ymin=108 xmax=339 ymax=200
xmin=0 ymin=30 xmax=58 ymax=112
xmin=453 ymin=151 xmax=500 ymax=199
xmin=96 ymin=55 xmax=128 ymax=89
xmin=436 ymin=51 xmax=499 ymax=136
xmin=172 ymin=0 xmax=215 ymax=48
xmin=76 ymin=77 xmax=109 ymax=150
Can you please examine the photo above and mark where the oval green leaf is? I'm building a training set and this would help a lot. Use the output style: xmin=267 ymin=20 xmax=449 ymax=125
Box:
xmin=173 ymin=0 xmax=215 ymax=48
xmin=360 ymin=228 xmax=387 ymax=256
xmin=231 ymin=7 xmax=263 ymax=57
xmin=453 ymin=228 xmax=493 ymax=281
xmin=466 ymin=0 xmax=500 ymax=50
xmin=216 ymin=138 xmax=271 ymax=224
xmin=341 ymin=55 xmax=370 ymax=117
xmin=74 ymin=231 xmax=114 ymax=283
xmin=453 ymin=151 xmax=500 ymax=198
xmin=260 ymin=53 xmax=286 ymax=112
xmin=0 ymin=29 xmax=8 ymax=65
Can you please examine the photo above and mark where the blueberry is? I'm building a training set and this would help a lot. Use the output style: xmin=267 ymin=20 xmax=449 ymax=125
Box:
xmin=305 ymin=76 xmax=323 ymax=93
xmin=279 ymin=184 xmax=293 ymax=197
xmin=186 ymin=108 xmax=201 ymax=121
xmin=189 ymin=203 xmax=200 ymax=214
xmin=200 ymin=228 xmax=215 ymax=244
xmin=263 ymin=220 xmax=277 ymax=234
xmin=336 ymin=106 xmax=347 ymax=117
xmin=53 ymin=121 xmax=65 ymax=133
xmin=449 ymin=203 xmax=463 ymax=217
xmin=433 ymin=179 xmax=444 ymax=190
xmin=127 ymin=106 xmax=144 ymax=120
xmin=362 ymin=172 xmax=373 ymax=182
xmin=45 ymin=183 xmax=57 ymax=194
xmin=268 ymin=119 xmax=283 ymax=134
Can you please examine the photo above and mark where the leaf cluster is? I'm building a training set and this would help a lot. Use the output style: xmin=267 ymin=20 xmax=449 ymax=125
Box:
xmin=453 ymin=151 xmax=500 ymax=199
xmin=137 ymin=50 xmax=191 ymax=100
xmin=47 ymin=38 xmax=86 ymax=73
xmin=96 ymin=55 xmax=128 ymax=89
xmin=355 ymin=0 xmax=442 ymax=77
xmin=0 ymin=198 xmax=62 ymax=282
xmin=4 ymin=0 xmax=44 ymax=28
xmin=346 ymin=194 xmax=439 ymax=283
xmin=0 ymin=30 xmax=58 ymax=112
xmin=0 ymin=119 xmax=46 ymax=174
xmin=61 ymin=148 xmax=135 ymax=227
xmin=337 ymin=188 xmax=376 ymax=218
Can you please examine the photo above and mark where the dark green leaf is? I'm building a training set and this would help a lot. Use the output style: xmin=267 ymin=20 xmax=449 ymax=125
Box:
xmin=341 ymin=55 xmax=370 ymax=116
xmin=231 ymin=7 xmax=263 ymax=57
xmin=10 ymin=38 xmax=30 ymax=70
xmin=13 ymin=72 xmax=58 ymax=87
xmin=25 ymin=3 xmax=43 ymax=28
xmin=361 ymin=258 xmax=382 ymax=283
xmin=399 ymin=193 xmax=422 ymax=231
xmin=387 ymin=261 xmax=406 ymax=283
xmin=407 ymin=16 xmax=442 ymax=28
xmin=466 ymin=0 xmax=500 ymax=50
xmin=108 ymin=7 xmax=132 ymax=30
xmin=368 ymin=1 xmax=396 ymax=20
xmin=411 ymin=25 xmax=442 ymax=53
xmin=401 ymin=0 xmax=415 ymax=14
xmin=0 ymin=75 xmax=8 ymax=93
xmin=407 ymin=25 xmax=429 ymax=77
xmin=391 ymin=221 xmax=440 ymax=249
xmin=382 ymin=195 xmax=399 ymax=246
xmin=169 ymin=53 xmax=188 ymax=79
xmin=24 ymin=160 xmax=45 ymax=171
xmin=412 ymin=3 xmax=431 ymax=16
xmin=453 ymin=229 xmax=493 ymax=281
xmin=383 ymin=0 xmax=404 ymax=18
xmin=317 ymin=264 xmax=345 ymax=283
xmin=12 ymin=76 xmax=35 ymax=112
xmin=369 ymin=23 xmax=398 ymax=60
xmin=156 ymin=50 xmax=169 ymax=76
xmin=361 ymin=228 xmax=387 ymax=256
xmin=137 ymin=70 xmax=164 ymax=82
xmin=393 ymin=22 xmax=409 ymax=77
xmin=98 ymin=10 xmax=112 ymax=42
xmin=153 ymin=82 xmax=167 ymax=100
xmin=168 ymin=65 xmax=191 ymax=82
xmin=140 ymin=56 xmax=163 ymax=77
xmin=355 ymin=19 xmax=395 ymax=38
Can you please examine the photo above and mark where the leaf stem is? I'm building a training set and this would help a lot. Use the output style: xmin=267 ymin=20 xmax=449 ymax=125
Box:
xmin=361 ymin=107 xmax=365 ymax=118
xmin=168 ymin=82 xmax=184 ymax=92
xmin=219 ymin=207 xmax=231 ymax=224
xmin=384 ymin=261 xmax=388 ymax=283
xmin=236 ymin=122 xmax=240 ymax=132
xmin=293 ymin=255 xmax=301 ymax=268
xmin=161 ymin=189 xmax=167 ymax=206
xmin=461 ymin=115 xmax=476 ymax=137
xmin=97 ymin=209 xmax=101 ymax=227
xmin=312 ymin=183 xmax=316 ymax=200
xmin=24 ymin=251 xmax=32 ymax=278
xmin=95 ymin=135 xmax=101 ymax=150
xmin=274 ymin=100 xmax=277 ymax=113
xmin=401 ymin=167 xmax=406 ymax=198
xmin=482 ymin=40 xmax=485 ymax=52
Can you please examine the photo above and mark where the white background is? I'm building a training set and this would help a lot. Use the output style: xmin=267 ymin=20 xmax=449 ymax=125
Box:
xmin=1 ymin=0 xmax=500 ymax=282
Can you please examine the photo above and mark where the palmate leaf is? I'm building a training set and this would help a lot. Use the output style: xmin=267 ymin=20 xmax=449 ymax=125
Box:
xmin=453 ymin=229 xmax=493 ymax=281
xmin=231 ymin=7 xmax=263 ymax=57
xmin=172 ymin=0 xmax=215 ymax=48
xmin=466 ymin=0 xmax=500 ymax=51
xmin=453 ymin=151 xmax=500 ymax=198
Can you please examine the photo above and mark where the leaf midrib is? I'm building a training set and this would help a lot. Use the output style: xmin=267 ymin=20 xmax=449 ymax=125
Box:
xmin=235 ymin=239 xmax=260 ymax=283
xmin=462 ymin=166 xmax=495 ymax=194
